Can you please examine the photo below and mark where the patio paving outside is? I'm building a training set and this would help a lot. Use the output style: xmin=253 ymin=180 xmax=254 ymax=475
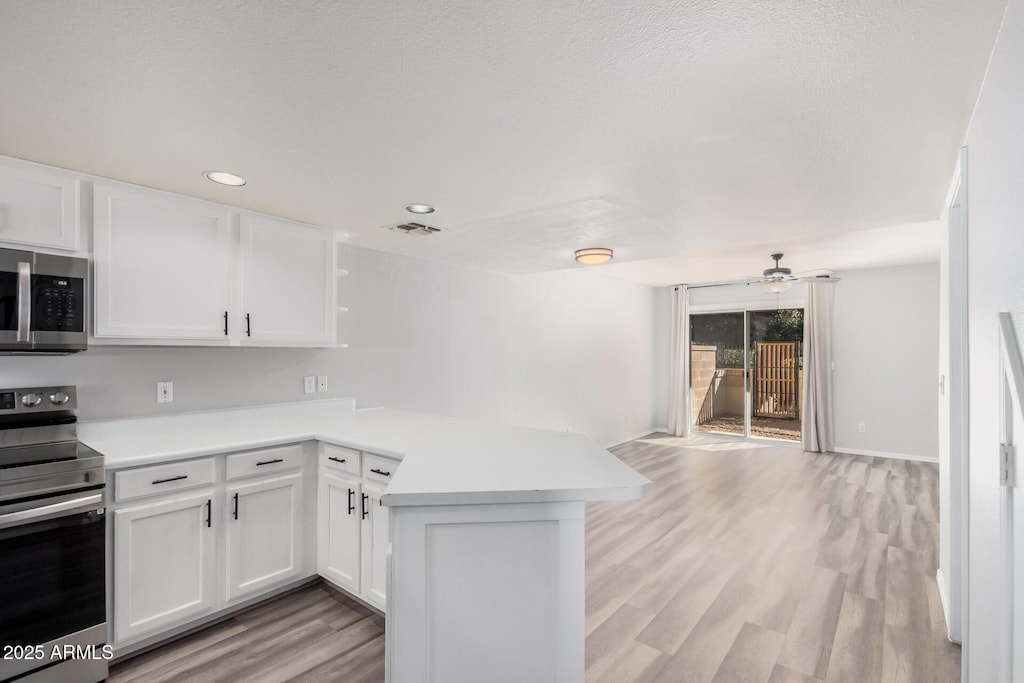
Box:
xmin=697 ymin=415 xmax=801 ymax=442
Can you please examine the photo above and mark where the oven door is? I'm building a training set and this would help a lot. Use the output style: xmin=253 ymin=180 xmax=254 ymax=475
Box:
xmin=0 ymin=492 xmax=106 ymax=681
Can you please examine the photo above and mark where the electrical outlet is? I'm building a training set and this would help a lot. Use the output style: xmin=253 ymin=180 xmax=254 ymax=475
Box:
xmin=303 ymin=376 xmax=316 ymax=394
xmin=157 ymin=381 xmax=173 ymax=404
xmin=858 ymin=423 xmax=866 ymax=433
xmin=317 ymin=375 xmax=328 ymax=392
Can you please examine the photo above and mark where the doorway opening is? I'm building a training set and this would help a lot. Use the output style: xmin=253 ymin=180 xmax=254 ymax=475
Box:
xmin=690 ymin=308 xmax=804 ymax=442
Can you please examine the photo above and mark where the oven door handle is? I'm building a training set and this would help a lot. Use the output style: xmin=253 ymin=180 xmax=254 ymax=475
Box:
xmin=16 ymin=260 xmax=31 ymax=343
xmin=0 ymin=493 xmax=103 ymax=530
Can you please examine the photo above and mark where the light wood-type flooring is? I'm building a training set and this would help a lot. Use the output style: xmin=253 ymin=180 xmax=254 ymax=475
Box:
xmin=109 ymin=433 xmax=958 ymax=682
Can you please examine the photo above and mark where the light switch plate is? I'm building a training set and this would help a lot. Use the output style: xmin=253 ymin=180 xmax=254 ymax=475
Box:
xmin=303 ymin=376 xmax=316 ymax=394
xmin=317 ymin=375 xmax=328 ymax=392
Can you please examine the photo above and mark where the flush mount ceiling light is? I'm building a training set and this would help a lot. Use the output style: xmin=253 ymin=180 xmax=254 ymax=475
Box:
xmin=574 ymin=248 xmax=614 ymax=265
xmin=404 ymin=203 xmax=435 ymax=214
xmin=203 ymin=170 xmax=246 ymax=186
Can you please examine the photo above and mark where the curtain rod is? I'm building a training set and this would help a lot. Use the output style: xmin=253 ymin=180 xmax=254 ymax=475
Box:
xmin=673 ymin=276 xmax=840 ymax=290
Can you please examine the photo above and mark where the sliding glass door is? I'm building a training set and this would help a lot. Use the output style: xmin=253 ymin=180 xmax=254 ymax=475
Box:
xmin=690 ymin=308 xmax=804 ymax=442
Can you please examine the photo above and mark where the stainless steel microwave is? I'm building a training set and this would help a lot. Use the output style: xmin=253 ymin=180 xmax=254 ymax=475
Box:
xmin=0 ymin=247 xmax=88 ymax=353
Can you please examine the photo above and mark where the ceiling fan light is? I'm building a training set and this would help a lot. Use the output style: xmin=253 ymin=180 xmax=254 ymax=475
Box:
xmin=575 ymin=248 xmax=614 ymax=265
xmin=763 ymin=279 xmax=793 ymax=294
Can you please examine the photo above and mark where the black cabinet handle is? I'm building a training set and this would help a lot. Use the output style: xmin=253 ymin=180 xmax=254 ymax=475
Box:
xmin=348 ymin=488 xmax=355 ymax=515
xmin=152 ymin=475 xmax=188 ymax=485
xmin=361 ymin=492 xmax=369 ymax=520
xmin=205 ymin=499 xmax=211 ymax=528
xmin=233 ymin=492 xmax=239 ymax=520
xmin=256 ymin=459 xmax=284 ymax=466
xmin=370 ymin=468 xmax=391 ymax=477
xmin=245 ymin=313 xmax=251 ymax=337
xmin=329 ymin=456 xmax=346 ymax=464
xmin=223 ymin=311 xmax=228 ymax=336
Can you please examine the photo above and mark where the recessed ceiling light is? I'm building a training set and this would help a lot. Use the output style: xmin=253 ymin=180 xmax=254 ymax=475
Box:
xmin=575 ymin=248 xmax=614 ymax=265
xmin=404 ymin=203 xmax=435 ymax=214
xmin=203 ymin=170 xmax=246 ymax=186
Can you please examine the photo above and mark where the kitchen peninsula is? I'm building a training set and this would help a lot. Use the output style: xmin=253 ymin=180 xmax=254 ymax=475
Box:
xmin=79 ymin=399 xmax=652 ymax=683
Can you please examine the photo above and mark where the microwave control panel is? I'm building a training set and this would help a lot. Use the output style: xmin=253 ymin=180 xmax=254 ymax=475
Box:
xmin=31 ymin=275 xmax=85 ymax=332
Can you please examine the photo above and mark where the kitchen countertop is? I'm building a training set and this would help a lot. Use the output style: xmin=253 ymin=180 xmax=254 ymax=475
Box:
xmin=79 ymin=399 xmax=652 ymax=507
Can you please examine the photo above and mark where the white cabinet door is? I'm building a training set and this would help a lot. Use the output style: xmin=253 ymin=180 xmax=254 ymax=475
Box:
xmin=113 ymin=491 xmax=216 ymax=642
xmin=224 ymin=472 xmax=304 ymax=602
xmin=0 ymin=160 xmax=79 ymax=250
xmin=361 ymin=482 xmax=389 ymax=610
xmin=318 ymin=471 xmax=361 ymax=593
xmin=239 ymin=214 xmax=334 ymax=346
xmin=93 ymin=182 xmax=234 ymax=340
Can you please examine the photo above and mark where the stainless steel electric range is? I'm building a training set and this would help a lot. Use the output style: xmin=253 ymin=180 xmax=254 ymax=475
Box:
xmin=0 ymin=386 xmax=108 ymax=683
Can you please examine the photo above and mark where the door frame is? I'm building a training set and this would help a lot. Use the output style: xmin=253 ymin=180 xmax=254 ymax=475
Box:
xmin=688 ymin=300 xmax=807 ymax=443
xmin=941 ymin=148 xmax=969 ymax=654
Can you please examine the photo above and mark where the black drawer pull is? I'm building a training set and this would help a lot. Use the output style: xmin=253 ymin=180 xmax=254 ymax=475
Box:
xmin=370 ymin=468 xmax=391 ymax=477
xmin=329 ymin=457 xmax=346 ymax=464
xmin=256 ymin=459 xmax=284 ymax=466
xmin=233 ymin=492 xmax=239 ymax=519
xmin=348 ymin=488 xmax=355 ymax=514
xmin=361 ymin=492 xmax=369 ymax=520
xmin=152 ymin=475 xmax=188 ymax=485
xmin=205 ymin=499 xmax=212 ymax=528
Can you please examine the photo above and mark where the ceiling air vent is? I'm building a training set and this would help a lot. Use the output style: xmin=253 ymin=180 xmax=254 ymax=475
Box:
xmin=387 ymin=222 xmax=441 ymax=235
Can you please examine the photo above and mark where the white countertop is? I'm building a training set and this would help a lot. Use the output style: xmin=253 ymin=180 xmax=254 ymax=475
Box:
xmin=79 ymin=399 xmax=652 ymax=507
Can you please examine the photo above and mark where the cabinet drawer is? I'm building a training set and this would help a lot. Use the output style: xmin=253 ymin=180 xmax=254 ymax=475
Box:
xmin=225 ymin=444 xmax=304 ymax=481
xmin=321 ymin=444 xmax=360 ymax=477
xmin=362 ymin=452 xmax=399 ymax=486
xmin=115 ymin=458 xmax=215 ymax=503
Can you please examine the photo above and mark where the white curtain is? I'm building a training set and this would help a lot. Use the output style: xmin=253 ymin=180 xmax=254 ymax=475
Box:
xmin=801 ymin=282 xmax=836 ymax=452
xmin=667 ymin=285 xmax=689 ymax=436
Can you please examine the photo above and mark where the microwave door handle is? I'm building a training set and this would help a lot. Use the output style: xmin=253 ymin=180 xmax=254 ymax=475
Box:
xmin=16 ymin=260 xmax=30 ymax=343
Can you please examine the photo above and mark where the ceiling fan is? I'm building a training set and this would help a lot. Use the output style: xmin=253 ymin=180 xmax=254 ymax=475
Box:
xmin=749 ymin=253 xmax=837 ymax=293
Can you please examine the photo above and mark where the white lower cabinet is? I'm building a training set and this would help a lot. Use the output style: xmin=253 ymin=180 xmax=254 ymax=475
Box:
xmin=361 ymin=483 xmax=390 ymax=610
xmin=113 ymin=490 xmax=216 ymax=642
xmin=319 ymin=446 xmax=398 ymax=611
xmin=225 ymin=472 xmax=305 ymax=602
xmin=111 ymin=442 xmax=397 ymax=652
xmin=318 ymin=471 xmax=361 ymax=593
xmin=110 ymin=444 xmax=314 ymax=650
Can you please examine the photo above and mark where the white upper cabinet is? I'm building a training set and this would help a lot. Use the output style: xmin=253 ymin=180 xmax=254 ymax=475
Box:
xmin=0 ymin=159 xmax=80 ymax=251
xmin=239 ymin=214 xmax=335 ymax=346
xmin=92 ymin=182 xmax=336 ymax=347
xmin=93 ymin=183 xmax=234 ymax=341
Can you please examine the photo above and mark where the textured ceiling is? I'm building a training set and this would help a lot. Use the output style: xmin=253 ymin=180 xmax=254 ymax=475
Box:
xmin=0 ymin=1 xmax=1006 ymax=281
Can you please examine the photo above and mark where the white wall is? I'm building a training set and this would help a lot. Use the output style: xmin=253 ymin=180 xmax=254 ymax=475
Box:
xmin=832 ymin=264 xmax=940 ymax=460
xmin=336 ymin=245 xmax=662 ymax=447
xmin=960 ymin=0 xmax=1024 ymax=678
xmin=1 ymin=243 xmax=663 ymax=448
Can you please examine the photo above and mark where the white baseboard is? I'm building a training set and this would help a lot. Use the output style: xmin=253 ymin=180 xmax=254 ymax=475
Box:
xmin=606 ymin=429 xmax=665 ymax=449
xmin=833 ymin=446 xmax=938 ymax=463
